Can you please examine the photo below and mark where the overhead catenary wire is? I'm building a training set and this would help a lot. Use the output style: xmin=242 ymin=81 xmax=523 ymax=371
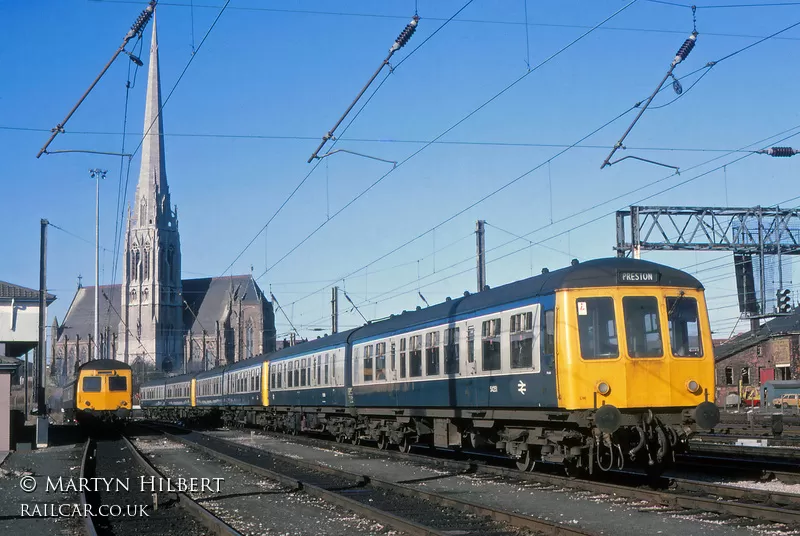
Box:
xmin=219 ymin=0 xmax=475 ymax=278
xmin=347 ymin=126 xmax=800 ymax=315
xmin=251 ymin=1 xmax=639 ymax=287
xmin=36 ymin=1 xmax=156 ymax=158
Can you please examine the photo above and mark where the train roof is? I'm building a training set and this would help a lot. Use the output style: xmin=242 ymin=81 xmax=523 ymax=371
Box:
xmin=78 ymin=359 xmax=131 ymax=371
xmin=352 ymin=257 xmax=702 ymax=342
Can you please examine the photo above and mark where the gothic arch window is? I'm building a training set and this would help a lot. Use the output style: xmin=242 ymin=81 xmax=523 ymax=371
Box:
xmin=143 ymin=244 xmax=151 ymax=280
xmin=131 ymin=246 xmax=141 ymax=283
xmin=168 ymin=245 xmax=175 ymax=283
xmin=246 ymin=320 xmax=254 ymax=359
xmin=130 ymin=288 xmax=137 ymax=303
xmin=140 ymin=198 xmax=147 ymax=225
xmin=142 ymin=287 xmax=149 ymax=303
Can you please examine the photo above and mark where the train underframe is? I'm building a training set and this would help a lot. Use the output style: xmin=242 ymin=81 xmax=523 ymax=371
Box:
xmin=144 ymin=401 xmax=718 ymax=476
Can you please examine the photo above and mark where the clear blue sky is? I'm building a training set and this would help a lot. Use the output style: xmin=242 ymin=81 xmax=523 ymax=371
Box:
xmin=2 ymin=0 xmax=799 ymax=344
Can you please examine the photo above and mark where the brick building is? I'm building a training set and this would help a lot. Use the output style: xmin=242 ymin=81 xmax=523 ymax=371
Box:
xmin=714 ymin=310 xmax=800 ymax=403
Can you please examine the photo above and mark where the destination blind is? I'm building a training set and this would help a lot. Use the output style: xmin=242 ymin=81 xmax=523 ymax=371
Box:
xmin=616 ymin=271 xmax=660 ymax=284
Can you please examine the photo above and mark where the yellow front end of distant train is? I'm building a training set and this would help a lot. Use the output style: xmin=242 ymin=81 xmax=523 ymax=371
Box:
xmin=72 ymin=359 xmax=133 ymax=423
xmin=555 ymin=284 xmax=715 ymax=413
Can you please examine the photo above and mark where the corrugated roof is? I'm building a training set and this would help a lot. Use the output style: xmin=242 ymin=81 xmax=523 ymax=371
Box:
xmin=0 ymin=281 xmax=56 ymax=302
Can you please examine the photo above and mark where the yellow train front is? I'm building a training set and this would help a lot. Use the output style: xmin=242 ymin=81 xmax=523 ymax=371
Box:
xmin=63 ymin=359 xmax=132 ymax=426
xmin=552 ymin=261 xmax=719 ymax=474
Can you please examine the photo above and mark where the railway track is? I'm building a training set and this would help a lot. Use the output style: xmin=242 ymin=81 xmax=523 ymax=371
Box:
xmin=139 ymin=422 xmax=599 ymax=536
xmin=157 ymin=423 xmax=800 ymax=529
xmin=81 ymin=433 xmax=239 ymax=536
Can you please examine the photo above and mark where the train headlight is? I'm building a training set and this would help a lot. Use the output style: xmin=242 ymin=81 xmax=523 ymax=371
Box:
xmin=85 ymin=401 xmax=91 ymax=406
xmin=686 ymin=380 xmax=701 ymax=394
xmin=596 ymin=381 xmax=611 ymax=396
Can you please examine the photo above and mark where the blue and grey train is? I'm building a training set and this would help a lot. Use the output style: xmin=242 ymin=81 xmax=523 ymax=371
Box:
xmin=141 ymin=257 xmax=720 ymax=474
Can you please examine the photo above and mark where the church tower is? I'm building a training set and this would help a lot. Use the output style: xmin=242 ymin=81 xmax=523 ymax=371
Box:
xmin=118 ymin=16 xmax=183 ymax=372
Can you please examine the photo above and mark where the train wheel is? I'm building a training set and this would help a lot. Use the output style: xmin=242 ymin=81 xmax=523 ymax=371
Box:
xmin=377 ymin=434 xmax=389 ymax=450
xmin=516 ymin=449 xmax=535 ymax=472
xmin=400 ymin=435 xmax=413 ymax=453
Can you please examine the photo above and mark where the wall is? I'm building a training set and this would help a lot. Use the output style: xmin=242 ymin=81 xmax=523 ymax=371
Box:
xmin=0 ymin=303 xmax=40 ymax=342
xmin=0 ymin=373 xmax=10 ymax=451
xmin=715 ymin=334 xmax=800 ymax=403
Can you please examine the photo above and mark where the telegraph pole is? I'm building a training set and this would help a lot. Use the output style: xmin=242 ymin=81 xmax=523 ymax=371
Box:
xmin=89 ymin=169 xmax=106 ymax=360
xmin=331 ymin=287 xmax=339 ymax=334
xmin=476 ymin=220 xmax=486 ymax=292
xmin=37 ymin=219 xmax=48 ymax=447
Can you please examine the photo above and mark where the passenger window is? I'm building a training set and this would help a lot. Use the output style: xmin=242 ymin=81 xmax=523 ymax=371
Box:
xmin=481 ymin=319 xmax=502 ymax=371
xmin=576 ymin=297 xmax=619 ymax=359
xmin=425 ymin=331 xmax=440 ymax=375
xmin=444 ymin=327 xmax=459 ymax=374
xmin=409 ymin=335 xmax=422 ymax=377
xmin=390 ymin=343 xmax=396 ymax=375
xmin=623 ymin=296 xmax=663 ymax=358
xmin=467 ymin=326 xmax=475 ymax=363
xmin=667 ymin=296 xmax=703 ymax=357
xmin=510 ymin=312 xmax=534 ymax=369
xmin=399 ymin=338 xmax=407 ymax=378
xmin=363 ymin=345 xmax=374 ymax=382
xmin=83 ymin=376 xmax=101 ymax=392
xmin=324 ymin=354 xmax=329 ymax=385
xmin=375 ymin=342 xmax=386 ymax=381
xmin=542 ymin=309 xmax=555 ymax=355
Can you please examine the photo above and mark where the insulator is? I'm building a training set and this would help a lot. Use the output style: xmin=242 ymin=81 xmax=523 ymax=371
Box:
xmin=673 ymin=32 xmax=697 ymax=65
xmin=768 ymin=147 xmax=797 ymax=157
xmin=391 ymin=15 xmax=420 ymax=52
xmin=672 ymin=78 xmax=683 ymax=95
xmin=130 ymin=3 xmax=155 ymax=36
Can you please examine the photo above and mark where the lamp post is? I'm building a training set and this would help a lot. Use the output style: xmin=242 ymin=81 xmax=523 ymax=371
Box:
xmin=89 ymin=169 xmax=106 ymax=360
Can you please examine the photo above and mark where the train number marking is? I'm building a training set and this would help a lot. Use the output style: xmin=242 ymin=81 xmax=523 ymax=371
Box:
xmin=489 ymin=385 xmax=498 ymax=393
xmin=517 ymin=381 xmax=527 ymax=395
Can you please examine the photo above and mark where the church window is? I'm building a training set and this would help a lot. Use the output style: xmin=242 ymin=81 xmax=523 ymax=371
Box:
xmin=143 ymin=246 xmax=150 ymax=280
xmin=130 ymin=288 xmax=137 ymax=303
xmin=246 ymin=322 xmax=254 ymax=359
xmin=142 ymin=288 xmax=149 ymax=303
xmin=140 ymin=199 xmax=147 ymax=224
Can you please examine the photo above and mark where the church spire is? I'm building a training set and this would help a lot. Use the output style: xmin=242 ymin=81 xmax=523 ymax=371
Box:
xmin=134 ymin=13 xmax=171 ymax=227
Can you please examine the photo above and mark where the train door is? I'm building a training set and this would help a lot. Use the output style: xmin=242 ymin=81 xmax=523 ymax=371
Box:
xmin=467 ymin=323 xmax=490 ymax=407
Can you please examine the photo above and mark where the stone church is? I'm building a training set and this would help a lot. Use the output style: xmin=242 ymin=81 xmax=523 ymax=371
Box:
xmin=52 ymin=18 xmax=276 ymax=386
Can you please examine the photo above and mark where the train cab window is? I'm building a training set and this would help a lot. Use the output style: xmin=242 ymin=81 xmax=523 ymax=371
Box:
xmin=576 ymin=297 xmax=619 ymax=359
xmin=623 ymin=296 xmax=663 ymax=358
xmin=83 ymin=376 xmax=101 ymax=392
xmin=409 ymin=335 xmax=422 ymax=377
xmin=510 ymin=312 xmax=534 ymax=369
xmin=542 ymin=310 xmax=555 ymax=356
xmin=444 ymin=327 xmax=460 ymax=374
xmin=482 ymin=319 xmax=502 ymax=371
xmin=399 ymin=338 xmax=407 ymax=379
xmin=425 ymin=331 xmax=440 ymax=376
xmin=667 ymin=296 xmax=703 ymax=357
xmin=109 ymin=376 xmax=125 ymax=391
xmin=363 ymin=345 xmax=374 ymax=382
xmin=375 ymin=342 xmax=386 ymax=381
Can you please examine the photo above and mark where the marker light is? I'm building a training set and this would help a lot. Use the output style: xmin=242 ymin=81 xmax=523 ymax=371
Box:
xmin=687 ymin=380 xmax=700 ymax=394
xmin=597 ymin=381 xmax=611 ymax=396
